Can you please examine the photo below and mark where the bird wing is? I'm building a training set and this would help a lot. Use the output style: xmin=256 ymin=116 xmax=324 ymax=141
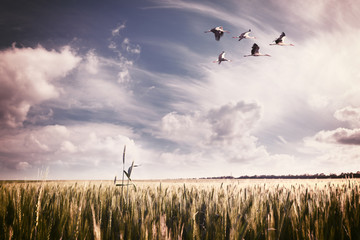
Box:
xmin=211 ymin=27 xmax=225 ymax=41
xmin=213 ymin=30 xmax=221 ymax=41
xmin=218 ymin=31 xmax=224 ymax=40
xmin=218 ymin=51 xmax=224 ymax=59
xmin=275 ymin=32 xmax=286 ymax=44
xmin=237 ymin=32 xmax=245 ymax=41
xmin=251 ymin=43 xmax=259 ymax=55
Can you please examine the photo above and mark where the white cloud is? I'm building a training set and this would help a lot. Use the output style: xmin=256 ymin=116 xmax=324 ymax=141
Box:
xmin=161 ymin=101 xmax=262 ymax=145
xmin=117 ymin=69 xmax=130 ymax=83
xmin=122 ymin=38 xmax=141 ymax=54
xmin=24 ymin=133 xmax=50 ymax=152
xmin=60 ymin=140 xmax=78 ymax=153
xmin=84 ymin=49 xmax=99 ymax=74
xmin=111 ymin=23 xmax=126 ymax=36
xmin=161 ymin=111 xmax=210 ymax=146
xmin=16 ymin=161 xmax=31 ymax=170
xmin=159 ymin=101 xmax=268 ymax=163
xmin=108 ymin=41 xmax=117 ymax=49
xmin=106 ymin=24 xmax=140 ymax=84
xmin=0 ymin=123 xmax=154 ymax=178
xmin=207 ymin=101 xmax=262 ymax=143
xmin=0 ymin=45 xmax=81 ymax=128
xmin=334 ymin=106 xmax=360 ymax=128
xmin=59 ymin=53 xmax=134 ymax=110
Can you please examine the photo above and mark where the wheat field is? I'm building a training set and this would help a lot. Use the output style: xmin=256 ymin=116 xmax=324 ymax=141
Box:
xmin=1 ymin=178 xmax=360 ymax=239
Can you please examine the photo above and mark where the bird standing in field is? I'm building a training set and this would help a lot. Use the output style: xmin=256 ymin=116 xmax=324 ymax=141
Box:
xmin=244 ymin=43 xmax=271 ymax=57
xmin=233 ymin=29 xmax=256 ymax=41
xmin=270 ymin=32 xmax=294 ymax=46
xmin=205 ymin=26 xmax=230 ymax=41
xmin=213 ymin=51 xmax=231 ymax=64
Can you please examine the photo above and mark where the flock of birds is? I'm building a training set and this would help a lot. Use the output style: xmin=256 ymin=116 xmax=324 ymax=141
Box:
xmin=204 ymin=26 xmax=294 ymax=64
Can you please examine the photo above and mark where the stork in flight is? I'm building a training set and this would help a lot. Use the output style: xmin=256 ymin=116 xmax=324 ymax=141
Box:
xmin=270 ymin=32 xmax=294 ymax=46
xmin=205 ymin=26 xmax=230 ymax=41
xmin=213 ymin=51 xmax=231 ymax=64
xmin=233 ymin=29 xmax=256 ymax=41
xmin=244 ymin=43 xmax=271 ymax=57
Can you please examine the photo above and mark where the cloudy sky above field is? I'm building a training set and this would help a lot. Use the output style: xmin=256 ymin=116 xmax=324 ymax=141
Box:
xmin=0 ymin=0 xmax=359 ymax=180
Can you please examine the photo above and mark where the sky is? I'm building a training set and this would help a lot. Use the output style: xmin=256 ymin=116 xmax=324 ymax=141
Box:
xmin=0 ymin=0 xmax=360 ymax=180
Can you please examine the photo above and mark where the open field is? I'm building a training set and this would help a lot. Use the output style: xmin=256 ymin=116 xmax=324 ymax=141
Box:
xmin=1 ymin=178 xmax=360 ymax=239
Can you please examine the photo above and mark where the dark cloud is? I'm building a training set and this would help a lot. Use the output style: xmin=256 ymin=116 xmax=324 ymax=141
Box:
xmin=313 ymin=106 xmax=360 ymax=146
xmin=334 ymin=130 xmax=360 ymax=145
xmin=315 ymin=128 xmax=360 ymax=146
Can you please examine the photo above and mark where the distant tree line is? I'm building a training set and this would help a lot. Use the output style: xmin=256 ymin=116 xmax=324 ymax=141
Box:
xmin=202 ymin=171 xmax=360 ymax=180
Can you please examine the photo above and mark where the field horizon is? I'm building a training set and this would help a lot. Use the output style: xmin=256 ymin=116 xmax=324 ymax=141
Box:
xmin=1 ymin=170 xmax=360 ymax=182
xmin=2 ymin=178 xmax=360 ymax=239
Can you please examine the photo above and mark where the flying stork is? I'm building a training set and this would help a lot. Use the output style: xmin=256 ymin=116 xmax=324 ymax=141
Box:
xmin=213 ymin=51 xmax=231 ymax=64
xmin=244 ymin=43 xmax=271 ymax=57
xmin=233 ymin=29 xmax=256 ymax=41
xmin=205 ymin=26 xmax=230 ymax=41
xmin=270 ymin=32 xmax=294 ymax=46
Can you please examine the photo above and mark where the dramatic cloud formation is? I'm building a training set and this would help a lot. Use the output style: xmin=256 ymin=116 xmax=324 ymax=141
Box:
xmin=0 ymin=123 xmax=152 ymax=179
xmin=159 ymin=101 xmax=268 ymax=167
xmin=162 ymin=101 xmax=261 ymax=144
xmin=0 ymin=45 xmax=81 ymax=128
